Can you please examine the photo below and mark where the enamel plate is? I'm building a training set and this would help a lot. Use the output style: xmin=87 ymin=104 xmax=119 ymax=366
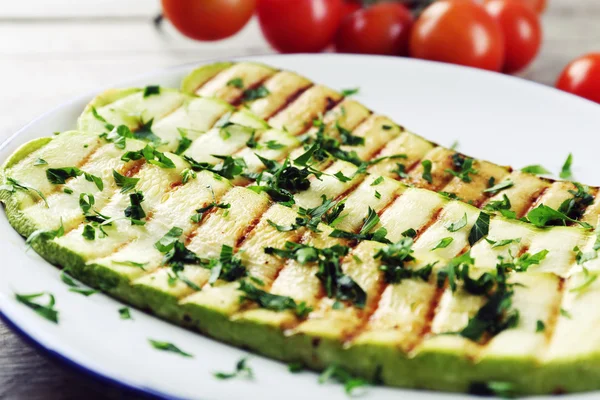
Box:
xmin=1 ymin=54 xmax=599 ymax=400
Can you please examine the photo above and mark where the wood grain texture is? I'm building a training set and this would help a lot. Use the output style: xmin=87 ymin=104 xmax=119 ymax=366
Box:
xmin=0 ymin=0 xmax=598 ymax=399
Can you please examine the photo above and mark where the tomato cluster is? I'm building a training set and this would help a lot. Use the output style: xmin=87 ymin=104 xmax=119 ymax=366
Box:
xmin=161 ymin=0 xmax=600 ymax=104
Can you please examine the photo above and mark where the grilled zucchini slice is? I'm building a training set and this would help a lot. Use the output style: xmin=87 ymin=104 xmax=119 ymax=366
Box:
xmin=2 ymin=64 xmax=600 ymax=396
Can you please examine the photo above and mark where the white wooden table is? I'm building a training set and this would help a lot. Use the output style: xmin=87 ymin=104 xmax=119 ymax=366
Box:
xmin=0 ymin=0 xmax=598 ymax=398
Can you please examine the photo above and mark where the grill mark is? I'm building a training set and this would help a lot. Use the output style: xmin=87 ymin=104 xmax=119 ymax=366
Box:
xmin=412 ymin=208 xmax=444 ymax=242
xmin=543 ymin=276 xmax=565 ymax=343
xmin=521 ymin=186 xmax=550 ymax=218
xmin=286 ymin=96 xmax=346 ymax=138
xmin=407 ymin=284 xmax=446 ymax=353
xmin=262 ymin=83 xmax=314 ymax=120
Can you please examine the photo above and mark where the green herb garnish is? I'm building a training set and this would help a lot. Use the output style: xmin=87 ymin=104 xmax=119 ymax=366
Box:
xmin=148 ymin=339 xmax=192 ymax=357
xmin=15 ymin=292 xmax=59 ymax=323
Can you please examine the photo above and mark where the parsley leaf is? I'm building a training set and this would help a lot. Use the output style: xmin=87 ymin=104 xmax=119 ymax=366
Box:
xmin=15 ymin=292 xmax=58 ymax=323
xmin=112 ymin=170 xmax=139 ymax=193
xmin=46 ymin=167 xmax=103 ymax=191
xmin=569 ymin=267 xmax=598 ymax=294
xmin=124 ymin=191 xmax=146 ymax=224
xmin=238 ymin=280 xmax=312 ymax=317
xmin=374 ymin=238 xmax=434 ymax=284
xmin=122 ymin=144 xmax=175 ymax=169
xmin=242 ymin=85 xmax=270 ymax=102
xmin=536 ymin=320 xmax=545 ymax=333
xmin=329 ymin=207 xmax=390 ymax=244
xmin=560 ymin=153 xmax=573 ymax=179
xmin=447 ymin=213 xmax=467 ymax=232
xmin=319 ymin=365 xmax=368 ymax=395
xmin=265 ymin=242 xmax=366 ymax=308
xmin=432 ymin=237 xmax=453 ymax=250
xmin=119 ymin=307 xmax=132 ymax=320
xmin=174 ymin=128 xmax=193 ymax=155
xmin=26 ymin=220 xmax=65 ymax=247
xmin=483 ymin=179 xmax=513 ymax=195
xmin=521 ymin=164 xmax=551 ymax=176
xmin=446 ymin=153 xmax=478 ymax=183
xmin=148 ymin=339 xmax=192 ymax=357
xmin=483 ymin=194 xmax=516 ymax=219
xmin=340 ymin=88 xmax=359 ymax=97
xmin=143 ymin=85 xmax=160 ymax=97
xmin=34 ymin=158 xmax=48 ymax=166
xmin=214 ymin=357 xmax=253 ymax=380
xmin=154 ymin=227 xmax=184 ymax=252
xmin=102 ymin=125 xmax=134 ymax=149
xmin=527 ymin=204 xmax=592 ymax=229
xmin=226 ymin=77 xmax=244 ymax=89
xmin=421 ymin=160 xmax=433 ymax=183
xmin=468 ymin=212 xmax=490 ymax=245
xmin=207 ymin=245 xmax=247 ymax=284
xmin=336 ymin=123 xmax=364 ymax=146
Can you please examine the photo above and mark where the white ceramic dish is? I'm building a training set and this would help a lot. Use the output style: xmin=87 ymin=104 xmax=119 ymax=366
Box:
xmin=1 ymin=54 xmax=599 ymax=400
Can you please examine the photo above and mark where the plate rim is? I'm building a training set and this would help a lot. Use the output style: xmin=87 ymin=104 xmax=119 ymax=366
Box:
xmin=1 ymin=53 xmax=598 ymax=400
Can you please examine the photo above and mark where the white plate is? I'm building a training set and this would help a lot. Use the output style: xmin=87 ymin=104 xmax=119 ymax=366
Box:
xmin=1 ymin=54 xmax=599 ymax=400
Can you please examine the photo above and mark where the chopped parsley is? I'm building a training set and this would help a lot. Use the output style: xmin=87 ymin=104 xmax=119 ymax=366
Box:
xmin=154 ymin=227 xmax=184 ymax=252
xmin=124 ymin=191 xmax=146 ymax=224
xmin=521 ymin=164 xmax=551 ymax=176
xmin=174 ymin=128 xmax=193 ymax=155
xmin=34 ymin=158 xmax=48 ymax=166
xmin=184 ymin=154 xmax=247 ymax=180
xmin=319 ymin=365 xmax=368 ymax=395
xmin=82 ymin=224 xmax=96 ymax=240
xmin=336 ymin=123 xmax=364 ymax=146
xmin=560 ymin=308 xmax=572 ymax=319
xmin=391 ymin=163 xmax=408 ymax=179
xmin=485 ymin=237 xmax=521 ymax=248
xmin=536 ymin=320 xmax=545 ymax=333
xmin=242 ymin=85 xmax=270 ymax=102
xmin=560 ymin=153 xmax=573 ymax=179
xmin=526 ymin=204 xmax=592 ymax=230
xmin=148 ymin=339 xmax=192 ymax=357
xmin=265 ymin=242 xmax=366 ymax=308
xmin=468 ymin=212 xmax=490 ymax=245
xmin=340 ymin=88 xmax=359 ymax=97
xmin=483 ymin=194 xmax=516 ymax=219
xmin=143 ymin=85 xmax=160 ymax=97
xmin=468 ymin=381 xmax=516 ymax=398
xmin=375 ymin=238 xmax=434 ymax=284
xmin=15 ymin=292 xmax=59 ymax=323
xmin=132 ymin=118 xmax=162 ymax=144
xmin=1 ymin=177 xmax=48 ymax=207
xmin=421 ymin=160 xmax=433 ymax=183
xmin=483 ymin=179 xmax=513 ymax=195
xmin=207 ymin=245 xmax=247 ymax=284
xmin=102 ymin=125 xmax=134 ymax=149
xmin=432 ymin=237 xmax=453 ymax=251
xmin=226 ymin=77 xmax=244 ymax=89
xmin=112 ymin=170 xmax=139 ymax=193
xmin=238 ymin=280 xmax=312 ymax=317
xmin=446 ymin=153 xmax=478 ymax=183
xmin=181 ymin=168 xmax=197 ymax=184
xmin=329 ymin=207 xmax=390 ymax=244
xmin=191 ymin=199 xmax=230 ymax=223
xmin=46 ymin=167 xmax=103 ymax=191
xmin=371 ymin=176 xmax=384 ymax=186
xmin=119 ymin=307 xmax=132 ymax=320
xmin=122 ymin=144 xmax=175 ymax=169
xmin=214 ymin=357 xmax=253 ymax=380
xmin=447 ymin=213 xmax=467 ymax=232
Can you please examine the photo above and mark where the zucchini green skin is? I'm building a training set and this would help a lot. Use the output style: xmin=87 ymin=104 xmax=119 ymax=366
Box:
xmin=181 ymin=62 xmax=234 ymax=94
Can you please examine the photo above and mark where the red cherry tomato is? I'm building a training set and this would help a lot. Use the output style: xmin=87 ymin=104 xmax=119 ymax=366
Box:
xmin=162 ymin=0 xmax=256 ymax=41
xmin=484 ymin=0 xmax=542 ymax=73
xmin=257 ymin=0 xmax=344 ymax=53
xmin=556 ymin=53 xmax=600 ymax=104
xmin=410 ymin=0 xmax=505 ymax=71
xmin=341 ymin=0 xmax=361 ymax=18
xmin=334 ymin=3 xmax=414 ymax=56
